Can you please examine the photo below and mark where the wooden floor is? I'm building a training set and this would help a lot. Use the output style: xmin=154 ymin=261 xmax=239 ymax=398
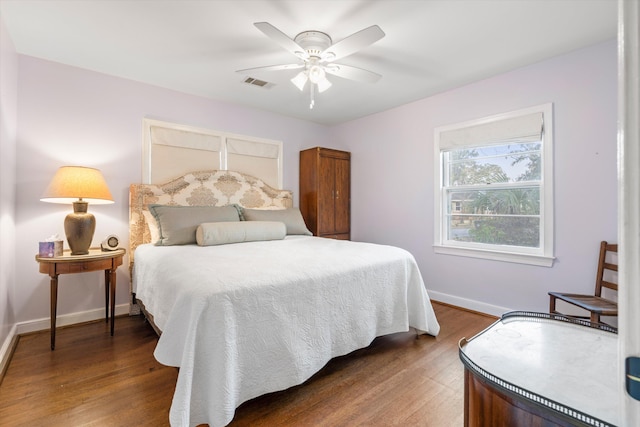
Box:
xmin=0 ymin=302 xmax=496 ymax=427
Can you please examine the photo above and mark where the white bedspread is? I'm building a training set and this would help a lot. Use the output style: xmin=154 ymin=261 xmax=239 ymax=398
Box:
xmin=133 ymin=236 xmax=440 ymax=427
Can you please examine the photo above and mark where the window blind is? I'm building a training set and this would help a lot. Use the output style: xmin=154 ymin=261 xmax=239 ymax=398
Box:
xmin=439 ymin=112 xmax=543 ymax=149
xmin=226 ymin=138 xmax=280 ymax=159
xmin=150 ymin=125 xmax=222 ymax=151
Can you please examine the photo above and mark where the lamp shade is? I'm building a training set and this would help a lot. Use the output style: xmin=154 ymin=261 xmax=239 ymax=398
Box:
xmin=316 ymin=76 xmax=332 ymax=93
xmin=291 ymin=71 xmax=308 ymax=91
xmin=41 ymin=166 xmax=114 ymax=204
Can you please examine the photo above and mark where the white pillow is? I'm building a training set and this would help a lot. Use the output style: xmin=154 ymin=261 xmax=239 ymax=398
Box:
xmin=196 ymin=221 xmax=286 ymax=246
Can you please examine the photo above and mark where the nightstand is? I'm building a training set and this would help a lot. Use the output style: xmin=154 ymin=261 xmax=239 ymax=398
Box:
xmin=35 ymin=248 xmax=126 ymax=350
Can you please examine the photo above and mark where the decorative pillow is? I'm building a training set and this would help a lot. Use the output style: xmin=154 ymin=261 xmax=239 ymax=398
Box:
xmin=148 ymin=204 xmax=241 ymax=245
xmin=142 ymin=210 xmax=160 ymax=244
xmin=235 ymin=205 xmax=284 ymax=221
xmin=242 ymin=207 xmax=312 ymax=235
xmin=196 ymin=221 xmax=286 ymax=246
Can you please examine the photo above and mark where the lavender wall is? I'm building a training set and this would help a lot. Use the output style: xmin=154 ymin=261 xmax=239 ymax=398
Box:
xmin=14 ymin=56 xmax=330 ymax=327
xmin=331 ymin=40 xmax=618 ymax=315
xmin=8 ymin=38 xmax=618 ymax=332
xmin=0 ymin=17 xmax=18 ymax=352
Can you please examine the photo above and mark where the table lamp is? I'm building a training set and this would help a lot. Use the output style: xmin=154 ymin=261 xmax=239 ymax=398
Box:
xmin=41 ymin=166 xmax=114 ymax=255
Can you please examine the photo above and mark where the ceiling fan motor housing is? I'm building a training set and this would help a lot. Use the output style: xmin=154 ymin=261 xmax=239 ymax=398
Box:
xmin=294 ymin=31 xmax=332 ymax=58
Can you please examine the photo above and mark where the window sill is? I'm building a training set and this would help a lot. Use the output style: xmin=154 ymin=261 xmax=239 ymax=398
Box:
xmin=433 ymin=244 xmax=555 ymax=267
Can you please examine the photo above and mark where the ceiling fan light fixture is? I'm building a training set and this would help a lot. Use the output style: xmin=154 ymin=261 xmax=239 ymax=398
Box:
xmin=291 ymin=71 xmax=308 ymax=91
xmin=316 ymin=76 xmax=332 ymax=93
xmin=308 ymin=65 xmax=325 ymax=84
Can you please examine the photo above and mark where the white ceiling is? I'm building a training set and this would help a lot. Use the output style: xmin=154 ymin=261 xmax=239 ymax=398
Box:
xmin=1 ymin=0 xmax=617 ymax=125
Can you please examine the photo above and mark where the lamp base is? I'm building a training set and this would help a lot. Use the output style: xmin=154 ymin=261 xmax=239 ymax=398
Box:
xmin=65 ymin=201 xmax=95 ymax=255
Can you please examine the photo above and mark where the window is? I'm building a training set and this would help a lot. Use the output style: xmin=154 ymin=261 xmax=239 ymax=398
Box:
xmin=142 ymin=118 xmax=283 ymax=188
xmin=434 ymin=104 xmax=554 ymax=266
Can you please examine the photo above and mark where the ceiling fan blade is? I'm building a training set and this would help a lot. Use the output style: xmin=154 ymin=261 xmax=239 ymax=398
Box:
xmin=236 ymin=63 xmax=305 ymax=74
xmin=321 ymin=25 xmax=385 ymax=62
xmin=325 ymin=64 xmax=382 ymax=83
xmin=254 ymin=22 xmax=309 ymax=60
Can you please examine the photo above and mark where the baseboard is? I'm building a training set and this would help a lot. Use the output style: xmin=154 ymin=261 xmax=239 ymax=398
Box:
xmin=0 ymin=324 xmax=18 ymax=383
xmin=427 ymin=290 xmax=512 ymax=318
xmin=15 ymin=303 xmax=131 ymax=335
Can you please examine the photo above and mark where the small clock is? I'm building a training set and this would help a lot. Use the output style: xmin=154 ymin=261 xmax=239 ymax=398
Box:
xmin=101 ymin=234 xmax=120 ymax=251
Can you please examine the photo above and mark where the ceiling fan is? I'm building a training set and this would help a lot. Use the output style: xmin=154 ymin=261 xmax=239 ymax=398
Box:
xmin=237 ymin=22 xmax=385 ymax=109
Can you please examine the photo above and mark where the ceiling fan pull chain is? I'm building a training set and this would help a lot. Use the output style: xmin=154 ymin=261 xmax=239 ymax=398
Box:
xmin=310 ymin=82 xmax=316 ymax=109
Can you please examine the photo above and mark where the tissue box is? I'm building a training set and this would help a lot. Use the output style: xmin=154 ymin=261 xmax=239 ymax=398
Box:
xmin=39 ymin=241 xmax=63 ymax=258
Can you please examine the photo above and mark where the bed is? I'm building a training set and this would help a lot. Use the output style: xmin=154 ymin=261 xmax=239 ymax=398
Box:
xmin=129 ymin=170 xmax=441 ymax=427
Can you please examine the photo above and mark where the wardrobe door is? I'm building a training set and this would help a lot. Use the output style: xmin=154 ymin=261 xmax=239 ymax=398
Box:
xmin=318 ymin=154 xmax=336 ymax=235
xmin=333 ymin=157 xmax=350 ymax=236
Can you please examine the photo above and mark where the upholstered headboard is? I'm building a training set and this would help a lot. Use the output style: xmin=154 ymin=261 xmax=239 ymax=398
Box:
xmin=129 ymin=170 xmax=293 ymax=272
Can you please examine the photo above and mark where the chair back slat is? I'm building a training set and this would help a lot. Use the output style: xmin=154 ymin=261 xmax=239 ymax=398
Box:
xmin=595 ymin=241 xmax=618 ymax=296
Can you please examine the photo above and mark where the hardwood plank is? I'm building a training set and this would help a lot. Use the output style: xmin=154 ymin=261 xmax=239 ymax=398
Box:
xmin=0 ymin=303 xmax=496 ymax=426
xmin=0 ymin=316 xmax=177 ymax=426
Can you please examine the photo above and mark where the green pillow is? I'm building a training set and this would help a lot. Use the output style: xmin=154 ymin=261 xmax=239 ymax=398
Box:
xmin=241 ymin=208 xmax=312 ymax=235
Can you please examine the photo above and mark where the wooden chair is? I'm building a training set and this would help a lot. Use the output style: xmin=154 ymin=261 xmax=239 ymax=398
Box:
xmin=549 ymin=241 xmax=618 ymax=325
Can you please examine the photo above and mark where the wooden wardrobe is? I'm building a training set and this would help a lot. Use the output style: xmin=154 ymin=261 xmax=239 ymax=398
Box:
xmin=299 ymin=147 xmax=350 ymax=240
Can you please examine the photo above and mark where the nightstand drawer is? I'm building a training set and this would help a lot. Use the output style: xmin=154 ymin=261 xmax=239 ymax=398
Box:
xmin=55 ymin=258 xmax=114 ymax=274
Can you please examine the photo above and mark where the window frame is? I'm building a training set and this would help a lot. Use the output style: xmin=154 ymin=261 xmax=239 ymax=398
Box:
xmin=433 ymin=104 xmax=555 ymax=267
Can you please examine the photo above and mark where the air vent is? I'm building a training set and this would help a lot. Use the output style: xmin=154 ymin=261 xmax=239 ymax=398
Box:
xmin=243 ymin=77 xmax=274 ymax=89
